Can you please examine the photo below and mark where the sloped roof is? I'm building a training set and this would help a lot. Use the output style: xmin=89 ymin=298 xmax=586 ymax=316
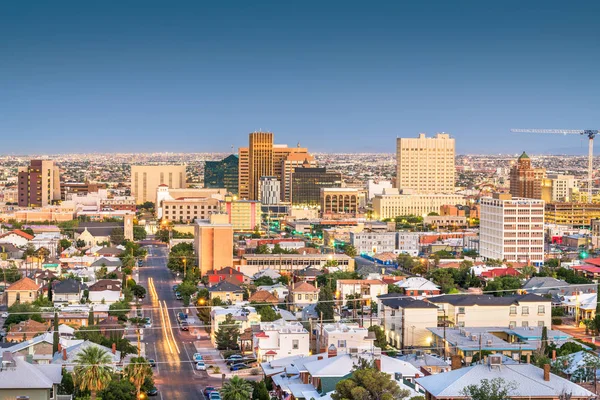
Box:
xmin=7 ymin=277 xmax=39 ymax=291
xmin=0 ymin=354 xmax=61 ymax=389
xmin=89 ymin=279 xmax=122 ymax=292
xmin=249 ymin=290 xmax=279 ymax=304
xmin=75 ymin=222 xmax=122 ymax=237
xmin=480 ymin=267 xmax=520 ymax=279
xmin=91 ymin=257 xmax=122 ymax=267
xmin=209 ymin=280 xmax=244 ymax=293
xmin=395 ymin=277 xmax=439 ymax=291
xmin=53 ymin=279 xmax=86 ymax=294
xmin=518 ymin=151 xmax=530 ymax=160
xmin=290 ymin=282 xmax=319 ymax=293
xmin=0 ymin=229 xmax=34 ymax=241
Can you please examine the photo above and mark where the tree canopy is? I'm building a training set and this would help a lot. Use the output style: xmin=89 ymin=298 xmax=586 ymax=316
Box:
xmin=331 ymin=367 xmax=410 ymax=400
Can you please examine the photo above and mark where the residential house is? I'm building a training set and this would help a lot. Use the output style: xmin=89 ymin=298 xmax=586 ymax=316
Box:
xmin=90 ymin=257 xmax=122 ymax=273
xmin=479 ymin=267 xmax=521 ymax=280
xmin=52 ymin=279 xmax=86 ymax=305
xmin=4 ymin=332 xmax=55 ymax=364
xmin=88 ymin=279 xmax=123 ymax=304
xmin=254 ymin=320 xmax=309 ymax=362
xmin=377 ymin=295 xmax=439 ymax=348
xmin=252 ymin=268 xmax=282 ymax=281
xmin=0 ymin=229 xmax=34 ymax=248
xmin=210 ymin=306 xmax=261 ymax=345
xmin=257 ymin=283 xmax=289 ymax=301
xmin=0 ymin=243 xmax=23 ymax=260
xmin=34 ymin=270 xmax=59 ymax=287
xmin=208 ymin=280 xmax=244 ymax=303
xmin=336 ymin=279 xmax=388 ymax=305
xmin=41 ymin=306 xmax=94 ymax=328
xmin=397 ymin=351 xmax=451 ymax=375
xmin=288 ymin=282 xmax=319 ymax=312
xmin=416 ymin=356 xmax=595 ymax=399
xmin=394 ymin=277 xmax=440 ymax=297
xmin=249 ymin=290 xmax=279 ymax=304
xmin=74 ymin=222 xmax=122 ymax=247
xmin=95 ymin=316 xmax=124 ymax=338
xmin=6 ymin=319 xmax=48 ymax=343
xmin=6 ymin=277 xmax=39 ymax=307
xmin=90 ymin=246 xmax=125 ymax=257
xmin=521 ymin=276 xmax=596 ymax=301
xmin=314 ymin=322 xmax=376 ymax=353
xmin=205 ymin=266 xmax=245 ymax=287
xmin=294 ymin=266 xmax=323 ymax=284
xmin=52 ymin=340 xmax=121 ymax=371
xmin=429 ymin=293 xmax=552 ymax=328
xmin=0 ymin=352 xmax=64 ymax=399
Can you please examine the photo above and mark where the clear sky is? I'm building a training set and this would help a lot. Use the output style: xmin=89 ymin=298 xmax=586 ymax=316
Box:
xmin=1 ymin=1 xmax=599 ymax=155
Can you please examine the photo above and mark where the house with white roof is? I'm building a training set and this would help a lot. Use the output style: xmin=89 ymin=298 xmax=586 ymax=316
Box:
xmin=335 ymin=279 xmax=388 ymax=304
xmin=257 ymin=283 xmax=289 ymax=301
xmin=0 ymin=352 xmax=64 ymax=399
xmin=394 ymin=277 xmax=440 ymax=297
xmin=88 ymin=279 xmax=123 ymax=304
xmin=416 ymin=355 xmax=595 ymax=399
xmin=52 ymin=340 xmax=121 ymax=371
xmin=253 ymin=320 xmax=309 ymax=362
xmin=0 ymin=229 xmax=34 ymax=248
xmin=314 ymin=322 xmax=376 ymax=353
xmin=210 ymin=306 xmax=261 ymax=345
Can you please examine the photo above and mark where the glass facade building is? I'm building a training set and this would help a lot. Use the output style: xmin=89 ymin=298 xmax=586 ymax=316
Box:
xmin=204 ymin=154 xmax=239 ymax=195
xmin=291 ymin=167 xmax=342 ymax=206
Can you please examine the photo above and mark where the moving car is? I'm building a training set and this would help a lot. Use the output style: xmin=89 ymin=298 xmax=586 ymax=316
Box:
xmin=195 ymin=361 xmax=206 ymax=371
xmin=209 ymin=393 xmax=221 ymax=400
xmin=193 ymin=353 xmax=203 ymax=361
xmin=144 ymin=318 xmax=152 ymax=328
xmin=177 ymin=312 xmax=187 ymax=321
xmin=148 ymin=359 xmax=156 ymax=367
xmin=229 ymin=363 xmax=250 ymax=371
xmin=180 ymin=321 xmax=189 ymax=331
xmin=147 ymin=387 xmax=158 ymax=396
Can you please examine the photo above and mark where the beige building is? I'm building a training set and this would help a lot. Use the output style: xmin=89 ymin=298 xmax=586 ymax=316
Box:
xmin=220 ymin=196 xmax=262 ymax=231
xmin=162 ymin=197 xmax=220 ymax=223
xmin=396 ymin=133 xmax=455 ymax=194
xmin=238 ymin=131 xmax=313 ymax=200
xmin=238 ymin=253 xmax=355 ymax=276
xmin=378 ymin=296 xmax=439 ymax=348
xmin=372 ymin=188 xmax=465 ymax=220
xmin=6 ymin=277 xmax=39 ymax=307
xmin=314 ymin=322 xmax=376 ymax=353
xmin=210 ymin=306 xmax=260 ymax=345
xmin=131 ymin=165 xmax=186 ymax=204
xmin=320 ymin=188 xmax=360 ymax=218
xmin=17 ymin=160 xmax=61 ymax=207
xmin=194 ymin=214 xmax=234 ymax=276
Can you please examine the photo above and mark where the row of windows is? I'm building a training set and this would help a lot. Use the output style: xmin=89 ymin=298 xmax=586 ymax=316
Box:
xmin=164 ymin=205 xmax=218 ymax=210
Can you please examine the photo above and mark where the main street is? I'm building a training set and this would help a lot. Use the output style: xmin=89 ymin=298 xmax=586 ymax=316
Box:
xmin=139 ymin=243 xmax=213 ymax=400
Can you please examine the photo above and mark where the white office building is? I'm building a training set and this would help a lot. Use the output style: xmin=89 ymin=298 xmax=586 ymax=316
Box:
xmin=350 ymin=231 xmax=397 ymax=255
xmin=259 ymin=176 xmax=281 ymax=205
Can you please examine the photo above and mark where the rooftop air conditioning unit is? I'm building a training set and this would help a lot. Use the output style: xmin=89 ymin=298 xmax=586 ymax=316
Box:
xmin=471 ymin=335 xmax=478 ymax=341
xmin=486 ymin=339 xmax=493 ymax=346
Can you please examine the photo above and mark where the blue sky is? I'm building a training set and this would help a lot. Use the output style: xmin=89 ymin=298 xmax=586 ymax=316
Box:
xmin=1 ymin=1 xmax=599 ymax=154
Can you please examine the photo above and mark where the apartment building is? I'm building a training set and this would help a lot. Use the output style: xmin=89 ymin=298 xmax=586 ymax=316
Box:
xmin=349 ymin=231 xmax=397 ymax=254
xmin=314 ymin=322 xmax=376 ymax=353
xmin=372 ymin=188 xmax=465 ymax=220
xmin=429 ymin=293 xmax=552 ymax=328
xmin=377 ymin=295 xmax=439 ymax=348
xmin=396 ymin=133 xmax=455 ymax=194
xmin=210 ymin=306 xmax=260 ymax=345
xmin=130 ymin=164 xmax=186 ymax=204
xmin=254 ymin=320 xmax=309 ymax=362
xmin=194 ymin=214 xmax=234 ymax=276
xmin=479 ymin=193 xmax=545 ymax=264
xmin=18 ymin=160 xmax=61 ymax=207
xmin=162 ymin=197 xmax=220 ymax=222
xmin=545 ymin=202 xmax=600 ymax=227
xmin=397 ymin=232 xmax=420 ymax=256
xmin=336 ymin=279 xmax=388 ymax=303
xmin=220 ymin=196 xmax=261 ymax=231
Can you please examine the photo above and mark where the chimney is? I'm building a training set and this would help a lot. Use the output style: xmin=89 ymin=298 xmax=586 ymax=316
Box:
xmin=112 ymin=343 xmax=116 ymax=354
xmin=552 ymin=349 xmax=556 ymax=361
xmin=526 ymin=354 xmax=531 ymax=364
xmin=317 ymin=356 xmax=323 ymax=360
xmin=415 ymin=373 xmax=420 ymax=378
xmin=327 ymin=345 xmax=337 ymax=358
xmin=62 ymin=348 xmax=67 ymax=361
xmin=543 ymin=364 xmax=550 ymax=381
xmin=451 ymin=355 xmax=462 ymax=370
xmin=374 ymin=359 xmax=381 ymax=371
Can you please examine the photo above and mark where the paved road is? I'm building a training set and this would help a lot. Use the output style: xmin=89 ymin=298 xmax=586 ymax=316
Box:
xmin=140 ymin=244 xmax=212 ymax=400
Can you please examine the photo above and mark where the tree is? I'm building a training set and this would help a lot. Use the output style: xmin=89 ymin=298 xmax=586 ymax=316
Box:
xmin=109 ymin=300 xmax=131 ymax=321
xmin=110 ymin=228 xmax=125 ymax=245
xmin=4 ymin=303 xmax=44 ymax=328
xmin=483 ymin=276 xmax=522 ymax=297
xmin=124 ymin=357 xmax=152 ymax=398
xmin=88 ymin=310 xmax=94 ymax=327
xmin=252 ymin=381 xmax=270 ymax=400
xmin=53 ymin=312 xmax=59 ymax=354
xmin=460 ymin=378 xmax=518 ymax=400
xmin=220 ymin=375 xmax=253 ymax=400
xmin=96 ymin=264 xmax=108 ymax=280
xmin=132 ymin=285 xmax=146 ymax=299
xmin=99 ymin=378 xmax=136 ymax=400
xmin=178 ymin=280 xmax=197 ymax=306
xmin=254 ymin=304 xmax=281 ymax=322
xmin=343 ymin=244 xmax=357 ymax=258
xmin=76 ymin=239 xmax=86 ymax=248
xmin=367 ymin=325 xmax=387 ymax=349
xmin=332 ymin=368 xmax=410 ymax=400
xmin=253 ymin=276 xmax=274 ymax=287
xmin=215 ymin=314 xmax=241 ymax=350
xmin=541 ymin=326 xmax=548 ymax=352
xmin=58 ymin=368 xmax=75 ymax=396
xmin=155 ymin=229 xmax=170 ymax=243
xmin=315 ymin=285 xmax=334 ymax=322
xmin=59 ymin=239 xmax=72 ymax=250
xmin=133 ymin=226 xmax=147 ymax=241
xmin=428 ymin=269 xmax=456 ymax=294
xmin=255 ymin=244 xmax=270 ymax=254
xmin=73 ymin=346 xmax=113 ymax=400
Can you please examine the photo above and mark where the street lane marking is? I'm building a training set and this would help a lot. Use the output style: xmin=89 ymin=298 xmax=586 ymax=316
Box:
xmin=163 ymin=300 xmax=181 ymax=355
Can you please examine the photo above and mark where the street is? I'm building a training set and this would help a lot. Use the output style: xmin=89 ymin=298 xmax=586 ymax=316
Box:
xmin=140 ymin=244 xmax=220 ymax=400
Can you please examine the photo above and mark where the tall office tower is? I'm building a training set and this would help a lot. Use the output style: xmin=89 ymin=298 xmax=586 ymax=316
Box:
xmin=395 ymin=133 xmax=455 ymax=194
xmin=238 ymin=131 xmax=311 ymax=200
xmin=130 ymin=165 xmax=186 ymax=205
xmin=18 ymin=160 xmax=61 ymax=207
xmin=259 ymin=176 xmax=281 ymax=205
xmin=281 ymin=153 xmax=316 ymax=202
xmin=194 ymin=214 xmax=234 ymax=276
xmin=509 ymin=152 xmax=546 ymax=199
xmin=479 ymin=193 xmax=545 ymax=264
xmin=204 ymin=154 xmax=239 ymax=195
xmin=291 ymin=167 xmax=342 ymax=206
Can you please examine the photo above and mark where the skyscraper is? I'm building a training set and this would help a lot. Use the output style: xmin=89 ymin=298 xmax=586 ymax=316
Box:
xmin=18 ymin=160 xmax=61 ymax=207
xmin=130 ymin=165 xmax=186 ymax=204
xmin=204 ymin=154 xmax=239 ymax=195
xmin=291 ymin=167 xmax=342 ymax=206
xmin=396 ymin=133 xmax=455 ymax=194
xmin=509 ymin=152 xmax=545 ymax=199
xmin=259 ymin=176 xmax=281 ymax=205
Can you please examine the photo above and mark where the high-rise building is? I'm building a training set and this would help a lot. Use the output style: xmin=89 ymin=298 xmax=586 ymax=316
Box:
xmin=194 ymin=214 xmax=234 ymax=276
xmin=372 ymin=188 xmax=465 ymax=220
xmin=220 ymin=195 xmax=262 ymax=231
xmin=281 ymin=152 xmax=316 ymax=202
xmin=238 ymin=132 xmax=312 ymax=200
xmin=259 ymin=176 xmax=280 ymax=205
xmin=204 ymin=154 xmax=239 ymax=195
xmin=509 ymin=152 xmax=546 ymax=199
xmin=480 ymin=193 xmax=545 ymax=264
xmin=396 ymin=133 xmax=455 ymax=194
xmin=18 ymin=160 xmax=61 ymax=207
xmin=291 ymin=167 xmax=342 ymax=206
xmin=130 ymin=165 xmax=186 ymax=205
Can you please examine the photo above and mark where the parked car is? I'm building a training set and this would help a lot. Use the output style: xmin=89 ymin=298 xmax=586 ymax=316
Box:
xmin=148 ymin=359 xmax=156 ymax=367
xmin=225 ymin=355 xmax=243 ymax=365
xmin=229 ymin=363 xmax=250 ymax=371
xmin=203 ymin=386 xmax=217 ymax=397
xmin=209 ymin=392 xmax=221 ymax=400
xmin=147 ymin=387 xmax=158 ymax=396
xmin=144 ymin=318 xmax=152 ymax=328
xmin=177 ymin=312 xmax=187 ymax=321
xmin=193 ymin=353 xmax=203 ymax=361
xmin=175 ymin=292 xmax=183 ymax=300
xmin=195 ymin=361 xmax=206 ymax=371
xmin=172 ymin=285 xmax=179 ymax=292
xmin=180 ymin=321 xmax=189 ymax=331
xmin=0 ymin=313 xmax=8 ymax=319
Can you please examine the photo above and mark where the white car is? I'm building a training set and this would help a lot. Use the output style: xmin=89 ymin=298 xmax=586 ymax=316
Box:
xmin=195 ymin=361 xmax=206 ymax=371
xmin=1 ymin=313 xmax=8 ymax=319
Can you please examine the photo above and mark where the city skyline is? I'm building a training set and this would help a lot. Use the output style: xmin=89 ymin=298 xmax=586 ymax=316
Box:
xmin=2 ymin=1 xmax=599 ymax=154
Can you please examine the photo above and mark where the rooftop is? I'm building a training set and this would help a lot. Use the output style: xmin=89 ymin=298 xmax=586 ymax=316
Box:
xmin=7 ymin=277 xmax=39 ymax=291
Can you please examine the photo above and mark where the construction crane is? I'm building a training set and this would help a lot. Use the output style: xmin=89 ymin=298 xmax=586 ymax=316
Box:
xmin=510 ymin=129 xmax=598 ymax=203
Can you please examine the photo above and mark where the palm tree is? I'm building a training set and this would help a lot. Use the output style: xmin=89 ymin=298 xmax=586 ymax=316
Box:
xmin=124 ymin=356 xmax=152 ymax=397
xmin=220 ymin=376 xmax=253 ymax=400
xmin=73 ymin=346 xmax=113 ymax=400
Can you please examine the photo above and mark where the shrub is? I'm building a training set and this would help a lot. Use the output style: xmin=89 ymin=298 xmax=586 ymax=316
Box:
xmin=213 ymin=366 xmax=221 ymax=374
xmin=551 ymin=307 xmax=565 ymax=317
xmin=552 ymin=317 xmax=563 ymax=325
xmin=251 ymin=368 xmax=261 ymax=375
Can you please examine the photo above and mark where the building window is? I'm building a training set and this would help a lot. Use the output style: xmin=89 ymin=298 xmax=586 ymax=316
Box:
xmin=509 ymin=321 xmax=516 ymax=329
xmin=538 ymin=321 xmax=544 ymax=327
xmin=522 ymin=321 xmax=529 ymax=328
xmin=538 ymin=305 xmax=545 ymax=314
xmin=338 ymin=340 xmax=347 ymax=348
xmin=297 ymin=294 xmax=301 ymax=301
xmin=522 ymin=306 xmax=529 ymax=316
xmin=391 ymin=323 xmax=396 ymax=331
xmin=305 ymin=294 xmax=309 ymax=300
xmin=458 ymin=307 xmax=465 ymax=314
xmin=293 ymin=340 xmax=299 ymax=350
xmin=509 ymin=306 xmax=517 ymax=315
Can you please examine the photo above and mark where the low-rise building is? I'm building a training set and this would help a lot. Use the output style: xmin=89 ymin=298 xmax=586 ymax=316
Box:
xmin=0 ymin=352 xmax=64 ymax=399
xmin=394 ymin=277 xmax=440 ymax=297
xmin=52 ymin=279 xmax=86 ymax=305
xmin=88 ymin=279 xmax=123 ymax=305
xmin=210 ymin=306 xmax=261 ymax=345
xmin=397 ymin=232 xmax=420 ymax=256
xmin=238 ymin=253 xmax=354 ymax=276
xmin=0 ymin=229 xmax=34 ymax=248
xmin=257 ymin=283 xmax=290 ymax=301
xmin=6 ymin=277 xmax=40 ymax=307
xmin=350 ymin=231 xmax=397 ymax=255
xmin=6 ymin=319 xmax=49 ymax=342
xmin=249 ymin=290 xmax=279 ymax=305
xmin=378 ymin=295 xmax=439 ymax=348
xmin=254 ymin=320 xmax=309 ymax=362
xmin=397 ymin=351 xmax=451 ymax=375
xmin=205 ymin=266 xmax=245 ymax=287
xmin=52 ymin=340 xmax=121 ymax=372
xmin=314 ymin=322 xmax=376 ymax=353
xmin=288 ymin=282 xmax=319 ymax=312
xmin=336 ymin=279 xmax=388 ymax=304
xmin=208 ymin=280 xmax=244 ymax=303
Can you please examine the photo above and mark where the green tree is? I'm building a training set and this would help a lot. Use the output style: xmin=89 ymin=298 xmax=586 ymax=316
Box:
xmin=483 ymin=276 xmax=522 ymax=297
xmin=88 ymin=310 xmax=95 ymax=327
xmin=343 ymin=244 xmax=357 ymax=258
xmin=253 ymin=276 xmax=275 ymax=287
xmin=253 ymin=304 xmax=281 ymax=322
xmin=96 ymin=264 xmax=108 ymax=280
xmin=332 ymin=368 xmax=410 ymax=400
xmin=220 ymin=375 xmax=253 ymax=400
xmin=53 ymin=312 xmax=59 ymax=354
xmin=110 ymin=228 xmax=125 ymax=245
xmin=460 ymin=378 xmax=518 ymax=400
xmin=58 ymin=368 xmax=75 ymax=395
xmin=315 ymin=285 xmax=335 ymax=322
xmin=155 ymin=229 xmax=170 ymax=243
xmin=109 ymin=300 xmax=131 ymax=321
xmin=76 ymin=239 xmax=86 ymax=248
xmin=73 ymin=346 xmax=113 ymax=400
xmin=255 ymin=244 xmax=270 ymax=254
xmin=133 ymin=226 xmax=147 ymax=241
xmin=178 ymin=280 xmax=197 ymax=306
xmin=124 ymin=357 xmax=152 ymax=398
xmin=132 ymin=285 xmax=147 ymax=299
xmin=59 ymin=239 xmax=72 ymax=250
xmin=367 ymin=325 xmax=387 ymax=349
xmin=4 ymin=303 xmax=44 ymax=328
xmin=252 ymin=381 xmax=270 ymax=400
xmin=99 ymin=377 xmax=136 ymax=400
xmin=215 ymin=314 xmax=241 ymax=350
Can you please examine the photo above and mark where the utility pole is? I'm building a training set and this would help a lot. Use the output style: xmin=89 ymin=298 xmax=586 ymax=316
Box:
xmin=319 ymin=312 xmax=324 ymax=352
xmin=401 ymin=308 xmax=405 ymax=350
xmin=479 ymin=334 xmax=483 ymax=365
xmin=442 ymin=309 xmax=447 ymax=360
xmin=136 ymin=328 xmax=141 ymax=356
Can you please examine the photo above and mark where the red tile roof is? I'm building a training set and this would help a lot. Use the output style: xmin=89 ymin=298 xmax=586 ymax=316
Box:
xmin=480 ymin=267 xmax=520 ymax=279
xmin=290 ymin=282 xmax=319 ymax=293
xmin=573 ymin=264 xmax=600 ymax=274
xmin=584 ymin=258 xmax=600 ymax=267
xmin=7 ymin=277 xmax=39 ymax=291
xmin=0 ymin=229 xmax=34 ymax=241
